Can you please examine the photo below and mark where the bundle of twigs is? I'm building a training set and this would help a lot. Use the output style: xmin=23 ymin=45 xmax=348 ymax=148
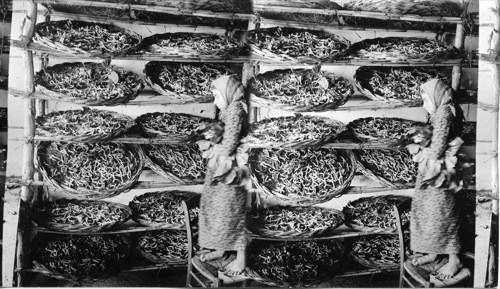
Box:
xmin=255 ymin=0 xmax=343 ymax=24
xmin=249 ymin=148 xmax=355 ymax=205
xmin=343 ymin=195 xmax=411 ymax=233
xmin=31 ymin=234 xmax=130 ymax=282
xmin=33 ymin=20 xmax=141 ymax=57
xmin=250 ymin=68 xmax=354 ymax=112
xmin=36 ymin=108 xmax=134 ymax=142
xmin=142 ymin=144 xmax=206 ymax=183
xmin=247 ymin=27 xmax=350 ymax=63
xmin=135 ymin=230 xmax=191 ymax=264
xmin=129 ymin=190 xmax=198 ymax=229
xmin=190 ymin=0 xmax=253 ymax=13
xmin=344 ymin=0 xmax=462 ymax=17
xmin=355 ymin=149 xmax=417 ymax=188
xmin=354 ymin=67 xmax=449 ymax=105
xmin=131 ymin=32 xmax=250 ymax=58
xmin=348 ymin=117 xmax=424 ymax=143
xmin=144 ymin=62 xmax=235 ymax=100
xmin=346 ymin=37 xmax=461 ymax=62
xmin=350 ymin=233 xmax=411 ymax=270
xmin=247 ymin=206 xmax=344 ymax=238
xmin=42 ymin=4 xmax=129 ymax=18
xmin=33 ymin=199 xmax=131 ymax=232
xmin=136 ymin=112 xmax=212 ymax=139
xmin=37 ymin=142 xmax=143 ymax=199
xmin=244 ymin=115 xmax=345 ymax=148
xmin=248 ymin=239 xmax=345 ymax=287
xmin=35 ymin=62 xmax=144 ymax=106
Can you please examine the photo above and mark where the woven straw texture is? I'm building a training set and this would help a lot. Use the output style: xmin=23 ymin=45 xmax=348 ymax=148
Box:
xmin=344 ymin=0 xmax=462 ymax=17
xmin=36 ymin=109 xmax=135 ymax=142
xmin=247 ymin=27 xmax=350 ymax=64
xmin=37 ymin=142 xmax=144 ymax=200
xmin=129 ymin=190 xmax=198 ymax=229
xmin=249 ymin=68 xmax=354 ymax=112
xmin=33 ymin=199 xmax=131 ymax=232
xmin=249 ymin=148 xmax=356 ymax=206
xmin=347 ymin=117 xmax=425 ymax=143
xmin=35 ymin=62 xmax=144 ymax=106
xmin=243 ymin=115 xmax=346 ymax=149
xmin=354 ymin=66 xmax=449 ymax=106
xmin=346 ymin=37 xmax=461 ymax=62
xmin=33 ymin=20 xmax=141 ymax=57
xmin=136 ymin=112 xmax=212 ymax=139
xmin=343 ymin=195 xmax=411 ymax=233
xmin=247 ymin=206 xmax=344 ymax=239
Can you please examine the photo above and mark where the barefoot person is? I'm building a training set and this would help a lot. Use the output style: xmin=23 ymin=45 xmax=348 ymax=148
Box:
xmin=406 ymin=79 xmax=469 ymax=284
xmin=196 ymin=75 xmax=249 ymax=278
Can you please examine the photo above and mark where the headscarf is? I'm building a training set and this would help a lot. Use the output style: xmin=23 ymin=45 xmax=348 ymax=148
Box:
xmin=419 ymin=79 xmax=456 ymax=116
xmin=211 ymin=75 xmax=248 ymax=113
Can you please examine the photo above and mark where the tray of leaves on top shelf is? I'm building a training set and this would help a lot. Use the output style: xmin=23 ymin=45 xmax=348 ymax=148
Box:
xmin=248 ymin=239 xmax=345 ymax=287
xmin=354 ymin=148 xmax=417 ymax=188
xmin=343 ymin=0 xmax=462 ymax=16
xmin=128 ymin=32 xmax=250 ymax=59
xmin=144 ymin=62 xmax=237 ymax=102
xmin=37 ymin=142 xmax=144 ymax=200
xmin=133 ymin=230 xmax=192 ymax=265
xmin=350 ymin=233 xmax=411 ymax=270
xmin=30 ymin=234 xmax=130 ymax=282
xmin=243 ymin=115 xmax=346 ymax=148
xmin=344 ymin=37 xmax=462 ymax=63
xmin=32 ymin=199 xmax=131 ymax=233
xmin=249 ymin=68 xmax=354 ymax=112
xmin=141 ymin=143 xmax=206 ymax=183
xmin=129 ymin=190 xmax=199 ymax=229
xmin=343 ymin=195 xmax=411 ymax=233
xmin=36 ymin=108 xmax=134 ymax=142
xmin=32 ymin=20 xmax=141 ymax=57
xmin=136 ymin=112 xmax=213 ymax=141
xmin=249 ymin=148 xmax=356 ymax=206
xmin=34 ymin=62 xmax=144 ymax=106
xmin=247 ymin=27 xmax=350 ymax=64
xmin=247 ymin=205 xmax=344 ymax=239
xmin=347 ymin=117 xmax=425 ymax=145
xmin=354 ymin=66 xmax=449 ymax=106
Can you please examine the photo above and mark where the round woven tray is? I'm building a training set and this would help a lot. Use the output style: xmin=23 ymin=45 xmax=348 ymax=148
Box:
xmin=248 ymin=27 xmax=350 ymax=64
xmin=343 ymin=195 xmax=411 ymax=233
xmin=130 ymin=32 xmax=249 ymax=59
xmin=36 ymin=142 xmax=144 ymax=200
xmin=243 ymin=115 xmax=346 ymax=149
xmin=33 ymin=20 xmax=142 ymax=57
xmin=354 ymin=149 xmax=416 ymax=189
xmin=134 ymin=230 xmax=190 ymax=264
xmin=247 ymin=206 xmax=345 ymax=239
xmin=33 ymin=199 xmax=132 ymax=232
xmin=249 ymin=69 xmax=354 ymax=112
xmin=250 ymin=149 xmax=356 ymax=206
xmin=129 ymin=190 xmax=198 ymax=229
xmin=35 ymin=62 xmax=144 ymax=106
xmin=347 ymin=117 xmax=424 ymax=143
xmin=344 ymin=0 xmax=462 ymax=17
xmin=36 ymin=109 xmax=135 ymax=142
xmin=346 ymin=37 xmax=460 ymax=62
xmin=349 ymin=252 xmax=400 ymax=270
xmin=140 ymin=145 xmax=205 ymax=184
xmin=136 ymin=112 xmax=212 ymax=139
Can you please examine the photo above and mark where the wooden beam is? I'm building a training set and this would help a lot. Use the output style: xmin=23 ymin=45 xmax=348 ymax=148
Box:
xmin=1 ymin=188 xmax=21 ymax=287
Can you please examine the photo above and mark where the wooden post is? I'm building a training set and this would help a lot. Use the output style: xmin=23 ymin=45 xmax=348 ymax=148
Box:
xmin=451 ymin=23 xmax=465 ymax=92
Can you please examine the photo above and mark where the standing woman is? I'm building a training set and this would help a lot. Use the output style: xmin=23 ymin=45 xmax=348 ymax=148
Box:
xmin=196 ymin=75 xmax=250 ymax=277
xmin=406 ymin=79 xmax=469 ymax=285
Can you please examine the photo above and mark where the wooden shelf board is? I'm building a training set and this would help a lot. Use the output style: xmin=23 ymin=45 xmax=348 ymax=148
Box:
xmin=37 ymin=0 xmax=254 ymax=20
xmin=253 ymin=58 xmax=476 ymax=67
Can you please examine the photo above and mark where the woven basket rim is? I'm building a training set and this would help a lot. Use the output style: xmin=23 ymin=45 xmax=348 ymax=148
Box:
xmin=136 ymin=112 xmax=212 ymax=139
xmin=35 ymin=62 xmax=144 ymax=106
xmin=247 ymin=206 xmax=345 ymax=238
xmin=33 ymin=199 xmax=132 ymax=232
xmin=250 ymin=149 xmax=356 ymax=206
xmin=347 ymin=116 xmax=424 ymax=142
xmin=34 ymin=19 xmax=142 ymax=57
xmin=135 ymin=247 xmax=188 ymax=264
xmin=350 ymin=252 xmax=400 ymax=270
xmin=36 ymin=108 xmax=135 ymax=142
xmin=36 ymin=142 xmax=144 ymax=199
xmin=143 ymin=76 xmax=215 ymax=102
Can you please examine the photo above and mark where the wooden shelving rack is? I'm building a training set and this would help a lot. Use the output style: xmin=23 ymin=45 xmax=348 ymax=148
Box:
xmin=2 ymin=0 xmax=497 ymax=288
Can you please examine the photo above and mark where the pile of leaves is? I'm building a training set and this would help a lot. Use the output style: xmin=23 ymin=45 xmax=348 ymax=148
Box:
xmin=348 ymin=117 xmax=424 ymax=141
xmin=137 ymin=112 xmax=212 ymax=136
xmin=144 ymin=144 xmax=206 ymax=180
xmin=135 ymin=230 xmax=192 ymax=261
xmin=344 ymin=0 xmax=462 ymax=17
xmin=356 ymin=149 xmax=417 ymax=185
xmin=351 ymin=233 xmax=411 ymax=267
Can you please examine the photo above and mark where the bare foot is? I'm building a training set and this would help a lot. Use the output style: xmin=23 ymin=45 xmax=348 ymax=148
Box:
xmin=224 ymin=251 xmax=246 ymax=276
xmin=437 ymin=260 xmax=463 ymax=279
xmin=412 ymin=254 xmax=438 ymax=266
xmin=199 ymin=250 xmax=225 ymax=262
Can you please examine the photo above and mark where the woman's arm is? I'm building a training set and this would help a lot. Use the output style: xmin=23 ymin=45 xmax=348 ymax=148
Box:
xmin=422 ymin=106 xmax=454 ymax=159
